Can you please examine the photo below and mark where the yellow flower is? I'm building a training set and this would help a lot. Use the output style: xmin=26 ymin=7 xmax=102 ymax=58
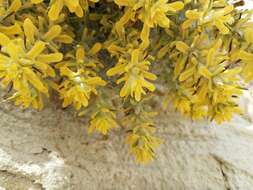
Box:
xmin=166 ymin=37 xmax=244 ymax=123
xmin=175 ymin=41 xmax=190 ymax=54
xmin=0 ymin=0 xmax=21 ymax=17
xmin=48 ymin=0 xmax=99 ymax=20
xmin=235 ymin=11 xmax=253 ymax=44
xmin=88 ymin=108 xmax=117 ymax=135
xmin=140 ymin=1 xmax=184 ymax=48
xmin=48 ymin=0 xmax=81 ymax=20
xmin=22 ymin=18 xmax=73 ymax=50
xmin=114 ymin=0 xmax=184 ymax=48
xmin=212 ymin=84 xmax=242 ymax=105
xmin=107 ymin=49 xmax=156 ymax=101
xmin=113 ymin=0 xmax=136 ymax=7
xmin=238 ymin=50 xmax=253 ymax=82
xmin=183 ymin=4 xmax=234 ymax=34
xmin=58 ymin=46 xmax=106 ymax=110
xmin=0 ymin=22 xmax=22 ymax=36
xmin=244 ymin=27 xmax=253 ymax=44
xmin=210 ymin=103 xmax=241 ymax=124
xmin=125 ymin=123 xmax=161 ymax=164
xmin=173 ymin=95 xmax=191 ymax=115
xmin=139 ymin=1 xmax=184 ymax=28
xmin=191 ymin=105 xmax=207 ymax=120
xmin=211 ymin=5 xmax=234 ymax=34
xmin=30 ymin=0 xmax=43 ymax=4
xmin=0 ymin=33 xmax=63 ymax=109
xmin=59 ymin=67 xmax=106 ymax=110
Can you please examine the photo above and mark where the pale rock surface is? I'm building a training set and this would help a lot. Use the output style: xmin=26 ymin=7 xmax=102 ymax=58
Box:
xmin=243 ymin=0 xmax=253 ymax=10
xmin=0 ymin=92 xmax=253 ymax=190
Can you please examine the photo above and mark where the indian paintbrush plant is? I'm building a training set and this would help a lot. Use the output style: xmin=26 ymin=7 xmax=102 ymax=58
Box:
xmin=0 ymin=0 xmax=252 ymax=164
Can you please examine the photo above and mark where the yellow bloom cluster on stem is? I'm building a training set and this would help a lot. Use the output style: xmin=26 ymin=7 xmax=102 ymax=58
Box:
xmin=126 ymin=123 xmax=161 ymax=164
xmin=0 ymin=0 xmax=252 ymax=164
xmin=107 ymin=48 xmax=156 ymax=101
xmin=56 ymin=45 xmax=106 ymax=110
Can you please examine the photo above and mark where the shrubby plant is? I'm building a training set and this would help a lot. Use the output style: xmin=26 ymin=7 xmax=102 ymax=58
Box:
xmin=0 ymin=0 xmax=252 ymax=163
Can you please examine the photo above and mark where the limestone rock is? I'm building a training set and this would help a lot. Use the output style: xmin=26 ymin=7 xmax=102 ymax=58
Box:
xmin=0 ymin=101 xmax=253 ymax=189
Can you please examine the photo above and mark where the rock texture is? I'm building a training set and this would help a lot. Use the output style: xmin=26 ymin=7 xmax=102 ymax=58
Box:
xmin=0 ymin=100 xmax=253 ymax=190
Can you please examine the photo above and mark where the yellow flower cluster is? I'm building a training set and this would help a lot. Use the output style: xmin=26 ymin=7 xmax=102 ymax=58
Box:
xmin=0 ymin=13 xmax=65 ymax=109
xmin=107 ymin=49 xmax=156 ymax=101
xmin=126 ymin=123 xmax=161 ymax=164
xmin=47 ymin=0 xmax=99 ymax=21
xmin=115 ymin=0 xmax=184 ymax=48
xmin=57 ymin=46 xmax=106 ymax=110
xmin=88 ymin=108 xmax=117 ymax=135
xmin=0 ymin=0 xmax=252 ymax=164
xmin=167 ymin=38 xmax=243 ymax=123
